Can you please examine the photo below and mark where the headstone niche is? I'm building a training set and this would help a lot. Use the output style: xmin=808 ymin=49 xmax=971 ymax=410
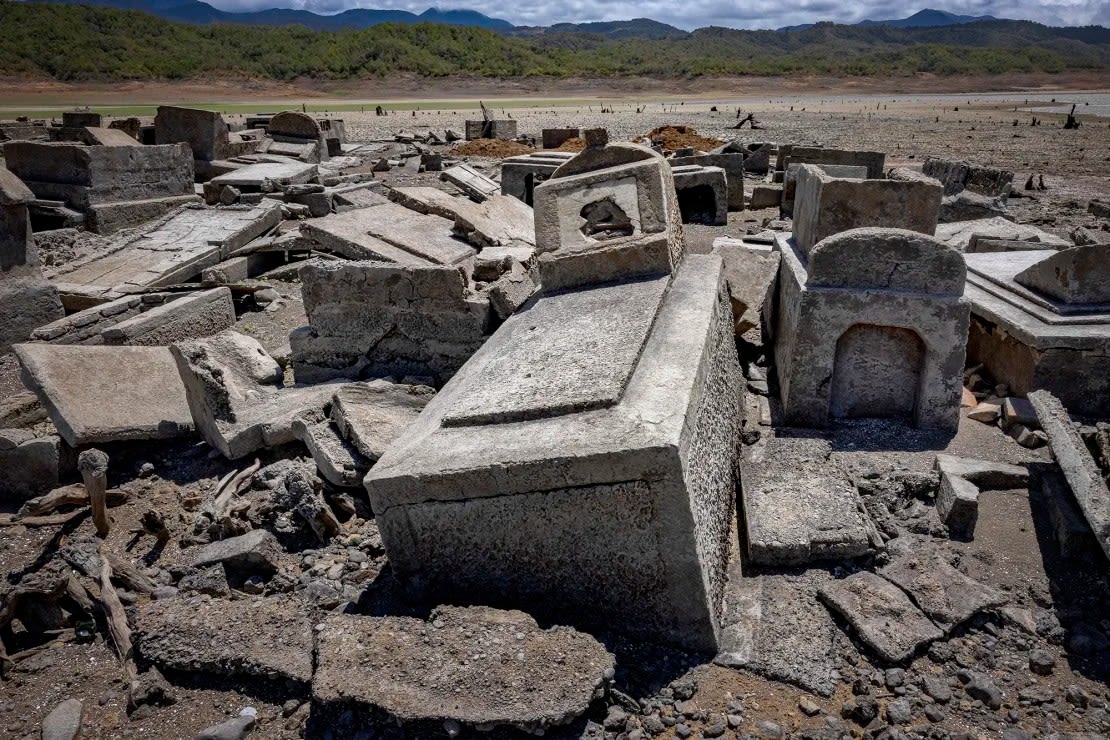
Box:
xmin=364 ymin=132 xmax=743 ymax=652
xmin=774 ymin=226 xmax=970 ymax=432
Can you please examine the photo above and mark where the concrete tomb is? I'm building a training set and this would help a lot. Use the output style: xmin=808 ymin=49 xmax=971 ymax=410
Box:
xmin=500 ymin=151 xmax=576 ymax=206
xmin=792 ymin=164 xmax=943 ymax=255
xmin=365 ymin=140 xmax=742 ymax=652
xmin=922 ymin=157 xmax=1013 ymax=197
xmin=671 ymin=164 xmax=728 ymax=225
xmin=154 ymin=106 xmax=262 ymax=179
xmin=779 ymin=146 xmax=886 ymax=179
xmin=0 ymin=165 xmax=64 ymax=352
xmin=464 ymin=119 xmax=518 ymax=141
xmin=2 ymin=141 xmax=198 ymax=233
xmin=671 ymin=153 xmax=745 ymax=211
xmin=781 ymin=163 xmax=868 ymax=216
xmin=773 ymin=227 xmax=970 ymax=432
xmin=267 ymin=111 xmax=328 ymax=163
xmin=963 ymin=245 xmax=1110 ymax=417
xmin=541 ymin=127 xmax=581 ymax=149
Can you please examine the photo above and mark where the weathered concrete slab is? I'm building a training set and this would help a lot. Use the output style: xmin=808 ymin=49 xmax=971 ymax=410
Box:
xmin=672 ymin=153 xmax=744 ymax=210
xmin=880 ymin=540 xmax=1007 ymax=631
xmin=782 ymin=146 xmax=885 ymax=179
xmin=313 ymin=606 xmax=613 ymax=732
xmin=101 ymin=287 xmax=234 ymax=346
xmin=716 ymin=561 xmax=839 ymax=696
xmin=711 ymin=237 xmax=780 ymax=335
xmin=0 ymin=431 xmax=70 ymax=500
xmin=209 ymin=161 xmax=317 ymax=192
xmin=935 ymin=453 xmax=1029 ymax=489
xmin=292 ymin=416 xmax=369 ymax=488
xmin=53 ymin=203 xmax=281 ymax=300
xmin=742 ymin=434 xmax=876 ymax=565
xmin=80 ymin=127 xmax=138 ymax=147
xmin=1029 ymin=390 xmax=1110 ymax=560
xmin=134 ymin=596 xmax=312 ymax=686
xmin=935 ymin=217 xmax=1070 ymax=252
xmin=922 ymin=157 xmax=1013 ymax=197
xmin=302 ymin=203 xmax=474 ymax=266
xmin=441 ymin=163 xmax=499 ymax=201
xmin=672 ymin=164 xmax=728 ymax=225
xmin=300 ymin=210 xmax=437 ymax=264
xmin=14 ymin=343 xmax=193 ymax=446
xmin=329 ymin=380 xmax=434 ymax=461
xmin=443 ymin=275 xmax=668 ymax=425
xmin=501 ymin=152 xmax=576 ymax=205
xmin=819 ymin=571 xmax=944 ymax=663
xmin=388 ymin=186 xmax=535 ymax=248
xmin=364 ymin=255 xmax=741 ymax=652
xmin=191 ymin=529 xmax=282 ymax=572
xmin=1015 ymin=244 xmax=1110 ymax=305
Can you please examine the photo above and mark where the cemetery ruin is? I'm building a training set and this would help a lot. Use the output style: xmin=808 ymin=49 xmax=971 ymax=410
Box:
xmin=0 ymin=101 xmax=1108 ymax=740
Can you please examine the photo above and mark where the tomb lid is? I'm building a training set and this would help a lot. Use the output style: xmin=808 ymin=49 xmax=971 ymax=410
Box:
xmin=268 ymin=110 xmax=321 ymax=139
xmin=441 ymin=274 xmax=669 ymax=426
xmin=1014 ymin=244 xmax=1110 ymax=305
xmin=807 ymin=227 xmax=965 ymax=295
xmin=550 ymin=142 xmax=660 ymax=180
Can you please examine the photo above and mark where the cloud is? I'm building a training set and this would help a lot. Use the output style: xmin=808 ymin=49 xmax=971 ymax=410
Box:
xmin=205 ymin=0 xmax=1110 ymax=29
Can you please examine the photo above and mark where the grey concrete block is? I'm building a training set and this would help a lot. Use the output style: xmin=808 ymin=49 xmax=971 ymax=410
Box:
xmin=101 ymin=287 xmax=235 ymax=346
xmin=936 ymin=470 xmax=980 ymax=538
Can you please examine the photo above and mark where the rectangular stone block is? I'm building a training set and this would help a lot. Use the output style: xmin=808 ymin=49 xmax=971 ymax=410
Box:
xmin=542 ymin=128 xmax=581 ymax=149
xmin=364 ymin=255 xmax=741 ymax=651
xmin=14 ymin=343 xmax=194 ymax=446
xmin=155 ymin=106 xmax=231 ymax=161
xmin=672 ymin=165 xmax=728 ymax=225
xmin=101 ymin=287 xmax=235 ymax=346
xmin=671 ymin=154 xmax=744 ymax=210
xmin=793 ymin=165 xmax=943 ymax=255
xmin=783 ymin=146 xmax=885 ymax=179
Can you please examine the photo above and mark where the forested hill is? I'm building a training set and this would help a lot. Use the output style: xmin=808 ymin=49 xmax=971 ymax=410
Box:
xmin=1 ymin=1 xmax=1107 ymax=82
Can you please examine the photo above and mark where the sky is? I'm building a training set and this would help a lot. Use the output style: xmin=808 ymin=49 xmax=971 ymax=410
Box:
xmin=202 ymin=0 xmax=1110 ymax=29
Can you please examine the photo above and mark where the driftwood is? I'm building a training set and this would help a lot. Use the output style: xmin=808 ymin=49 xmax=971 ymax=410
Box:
xmin=79 ymin=449 xmax=111 ymax=538
xmin=98 ymin=547 xmax=137 ymax=681
xmin=1064 ymin=104 xmax=1081 ymax=130
xmin=18 ymin=484 xmax=127 ymax=518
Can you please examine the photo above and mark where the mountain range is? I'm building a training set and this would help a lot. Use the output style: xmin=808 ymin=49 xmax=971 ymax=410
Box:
xmin=24 ymin=1 xmax=1034 ymax=36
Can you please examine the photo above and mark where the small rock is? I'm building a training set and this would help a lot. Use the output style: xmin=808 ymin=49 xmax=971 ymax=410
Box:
xmin=885 ymin=698 xmax=912 ymax=725
xmin=41 ymin=699 xmax=83 ymax=740
xmin=922 ymin=674 xmax=952 ymax=703
xmin=1065 ymin=684 xmax=1090 ymax=709
xmin=675 ymin=723 xmax=691 ymax=738
xmin=603 ymin=707 xmax=627 ymax=731
xmin=924 ymin=704 xmax=945 ymax=723
xmin=798 ymin=697 xmax=821 ymax=716
xmin=670 ymin=678 xmax=697 ymax=701
xmin=1028 ymin=649 xmax=1055 ymax=676
xmin=755 ymin=720 xmax=783 ymax=738
xmin=195 ymin=713 xmax=255 ymax=740
xmin=965 ymin=673 xmax=1003 ymax=709
xmin=703 ymin=717 xmax=726 ymax=738
xmin=968 ymin=402 xmax=1001 ymax=423
xmin=885 ymin=668 xmax=905 ymax=688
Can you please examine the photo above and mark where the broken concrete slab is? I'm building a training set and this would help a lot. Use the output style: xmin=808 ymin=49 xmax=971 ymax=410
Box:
xmin=312 ymin=606 xmax=613 ymax=732
xmin=440 ymin=163 xmax=499 ymax=201
xmin=300 ymin=203 xmax=475 ymax=266
xmin=711 ymin=237 xmax=780 ymax=336
xmin=0 ymin=431 xmax=71 ymax=500
xmin=79 ymin=127 xmax=140 ymax=147
xmin=716 ymin=562 xmax=840 ymax=697
xmin=14 ymin=343 xmax=193 ymax=447
xmin=328 ymin=380 xmax=434 ymax=462
xmin=487 ymin=260 xmax=538 ymax=319
xmin=742 ymin=434 xmax=877 ymax=565
xmin=819 ymin=571 xmax=944 ymax=663
xmin=935 ymin=454 xmax=1029 ymax=489
xmin=922 ymin=157 xmax=1013 ymax=197
xmin=291 ymin=416 xmax=369 ymax=489
xmin=934 ymin=217 xmax=1070 ymax=252
xmin=500 ymin=152 xmax=576 ymax=205
xmin=879 ymin=540 xmax=1008 ymax=631
xmin=936 ymin=470 xmax=980 ymax=538
xmin=52 ymin=203 xmax=281 ymax=302
xmin=1014 ymin=244 xmax=1110 ymax=305
xmin=100 ymin=287 xmax=234 ymax=346
xmin=364 ymin=254 xmax=741 ymax=652
xmin=134 ymin=596 xmax=312 ymax=686
xmin=387 ymin=186 xmax=535 ymax=248
xmin=1029 ymin=390 xmax=1110 ymax=561
xmin=170 ymin=330 xmax=343 ymax=459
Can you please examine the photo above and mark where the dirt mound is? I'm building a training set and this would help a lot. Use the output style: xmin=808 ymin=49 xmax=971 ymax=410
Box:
xmin=554 ymin=137 xmax=587 ymax=153
xmin=643 ymin=125 xmax=723 ymax=153
xmin=450 ymin=138 xmax=535 ymax=158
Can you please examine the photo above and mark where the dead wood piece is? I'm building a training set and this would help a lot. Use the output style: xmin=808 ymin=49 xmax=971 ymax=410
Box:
xmin=19 ymin=484 xmax=127 ymax=518
xmin=286 ymin=468 xmax=340 ymax=543
xmin=79 ymin=448 xmax=111 ymax=538
xmin=98 ymin=547 xmax=138 ymax=681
